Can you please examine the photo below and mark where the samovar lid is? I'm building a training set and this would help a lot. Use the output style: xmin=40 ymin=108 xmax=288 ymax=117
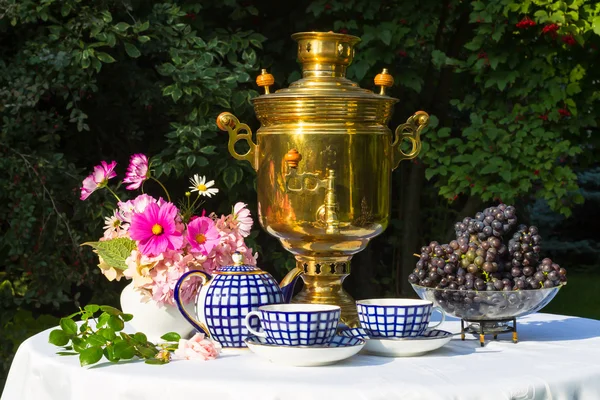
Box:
xmin=252 ymin=31 xmax=398 ymax=102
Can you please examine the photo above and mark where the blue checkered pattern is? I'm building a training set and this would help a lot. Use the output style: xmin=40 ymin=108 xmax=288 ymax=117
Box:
xmin=203 ymin=271 xmax=283 ymax=348
xmin=247 ymin=333 xmax=363 ymax=348
xmin=357 ymin=303 xmax=432 ymax=338
xmin=257 ymin=308 xmax=340 ymax=346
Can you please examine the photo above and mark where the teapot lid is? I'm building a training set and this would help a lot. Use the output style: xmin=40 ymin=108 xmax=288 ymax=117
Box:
xmin=214 ymin=252 xmax=265 ymax=275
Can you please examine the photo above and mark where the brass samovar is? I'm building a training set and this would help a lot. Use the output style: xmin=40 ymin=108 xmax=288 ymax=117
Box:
xmin=217 ymin=32 xmax=429 ymax=326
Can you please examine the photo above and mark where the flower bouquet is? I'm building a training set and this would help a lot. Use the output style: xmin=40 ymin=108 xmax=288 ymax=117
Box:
xmin=80 ymin=154 xmax=256 ymax=342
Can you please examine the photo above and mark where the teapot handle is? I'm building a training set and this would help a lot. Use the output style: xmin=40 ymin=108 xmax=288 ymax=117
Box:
xmin=174 ymin=270 xmax=211 ymax=337
xmin=279 ymin=268 xmax=304 ymax=303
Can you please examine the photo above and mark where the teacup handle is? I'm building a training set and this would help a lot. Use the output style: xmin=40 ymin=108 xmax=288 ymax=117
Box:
xmin=427 ymin=306 xmax=446 ymax=330
xmin=244 ymin=311 xmax=267 ymax=338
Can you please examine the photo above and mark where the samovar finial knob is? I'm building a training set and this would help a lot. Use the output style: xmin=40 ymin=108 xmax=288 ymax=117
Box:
xmin=256 ymin=69 xmax=275 ymax=94
xmin=284 ymin=149 xmax=302 ymax=169
xmin=374 ymin=68 xmax=394 ymax=96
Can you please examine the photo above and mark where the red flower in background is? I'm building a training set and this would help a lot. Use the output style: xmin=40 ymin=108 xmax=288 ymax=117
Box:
xmin=398 ymin=50 xmax=408 ymax=57
xmin=541 ymin=23 xmax=559 ymax=38
xmin=477 ymin=51 xmax=488 ymax=59
xmin=539 ymin=114 xmax=548 ymax=121
xmin=561 ymin=35 xmax=576 ymax=46
xmin=339 ymin=28 xmax=348 ymax=34
xmin=516 ymin=17 xmax=536 ymax=29
xmin=558 ymin=108 xmax=571 ymax=117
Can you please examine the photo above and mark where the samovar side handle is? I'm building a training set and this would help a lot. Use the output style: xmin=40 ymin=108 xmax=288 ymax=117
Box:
xmin=390 ymin=111 xmax=429 ymax=170
xmin=216 ymin=112 xmax=258 ymax=170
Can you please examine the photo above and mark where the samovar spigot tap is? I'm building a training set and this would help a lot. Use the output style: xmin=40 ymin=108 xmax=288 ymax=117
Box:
xmin=284 ymin=149 xmax=340 ymax=235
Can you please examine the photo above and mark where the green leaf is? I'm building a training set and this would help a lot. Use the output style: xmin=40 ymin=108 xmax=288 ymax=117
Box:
xmin=108 ymin=315 xmax=125 ymax=331
xmin=160 ymin=332 xmax=181 ymax=342
xmin=86 ymin=334 xmax=108 ymax=347
xmin=114 ymin=22 xmax=130 ymax=32
xmin=57 ymin=351 xmax=78 ymax=356
xmin=138 ymin=35 xmax=151 ymax=43
xmin=124 ymin=43 xmax=141 ymax=58
xmin=223 ymin=166 xmax=238 ymax=189
xmin=380 ymin=30 xmax=392 ymax=46
xmin=172 ymin=87 xmax=183 ymax=102
xmin=186 ymin=155 xmax=196 ymax=168
xmin=79 ymin=346 xmax=103 ymax=366
xmin=99 ymin=306 xmax=122 ymax=315
xmin=100 ymin=327 xmax=117 ymax=341
xmin=96 ymin=52 xmax=116 ymax=63
xmin=113 ymin=341 xmax=136 ymax=360
xmin=133 ymin=332 xmax=148 ymax=343
xmin=145 ymin=359 xmax=168 ymax=365
xmin=82 ymin=238 xmax=137 ymax=271
xmin=60 ymin=318 xmax=78 ymax=335
xmin=49 ymin=330 xmax=70 ymax=346
xmin=84 ymin=304 xmax=100 ymax=314
xmin=121 ymin=313 xmax=133 ymax=322
xmin=593 ymin=17 xmax=600 ymax=36
xmin=200 ymin=146 xmax=216 ymax=154
xmin=437 ymin=128 xmax=451 ymax=138
xmin=97 ymin=313 xmax=110 ymax=328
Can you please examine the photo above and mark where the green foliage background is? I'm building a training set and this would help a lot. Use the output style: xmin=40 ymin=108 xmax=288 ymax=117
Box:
xmin=1 ymin=0 xmax=599 ymax=390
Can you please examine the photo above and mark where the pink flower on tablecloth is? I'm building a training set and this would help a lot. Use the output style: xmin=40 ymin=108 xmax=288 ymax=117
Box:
xmin=80 ymin=160 xmax=117 ymax=200
xmin=232 ymin=202 xmax=253 ymax=237
xmin=187 ymin=217 xmax=220 ymax=255
xmin=129 ymin=202 xmax=183 ymax=256
xmin=174 ymin=333 xmax=221 ymax=360
xmin=123 ymin=153 xmax=149 ymax=190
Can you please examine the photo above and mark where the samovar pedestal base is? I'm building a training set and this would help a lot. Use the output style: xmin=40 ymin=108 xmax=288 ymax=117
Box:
xmin=289 ymin=257 xmax=359 ymax=328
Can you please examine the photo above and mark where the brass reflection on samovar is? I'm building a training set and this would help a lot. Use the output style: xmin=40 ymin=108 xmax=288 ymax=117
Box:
xmin=217 ymin=32 xmax=429 ymax=327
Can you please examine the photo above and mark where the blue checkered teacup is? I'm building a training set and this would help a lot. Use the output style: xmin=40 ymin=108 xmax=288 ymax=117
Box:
xmin=244 ymin=304 xmax=341 ymax=346
xmin=356 ymin=299 xmax=445 ymax=338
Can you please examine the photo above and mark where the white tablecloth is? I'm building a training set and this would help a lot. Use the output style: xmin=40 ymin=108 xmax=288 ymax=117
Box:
xmin=2 ymin=313 xmax=600 ymax=400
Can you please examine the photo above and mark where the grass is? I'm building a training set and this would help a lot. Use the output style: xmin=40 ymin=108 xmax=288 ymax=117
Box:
xmin=542 ymin=271 xmax=600 ymax=320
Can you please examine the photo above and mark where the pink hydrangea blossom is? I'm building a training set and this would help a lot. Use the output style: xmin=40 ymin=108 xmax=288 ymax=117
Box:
xmin=232 ymin=202 xmax=253 ymax=237
xmin=129 ymin=202 xmax=183 ymax=256
xmin=80 ymin=160 xmax=117 ymax=200
xmin=123 ymin=153 xmax=149 ymax=190
xmin=148 ymin=251 xmax=201 ymax=305
xmin=186 ymin=216 xmax=220 ymax=255
xmin=174 ymin=333 xmax=221 ymax=361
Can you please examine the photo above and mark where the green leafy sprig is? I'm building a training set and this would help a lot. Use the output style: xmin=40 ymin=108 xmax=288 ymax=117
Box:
xmin=48 ymin=304 xmax=181 ymax=366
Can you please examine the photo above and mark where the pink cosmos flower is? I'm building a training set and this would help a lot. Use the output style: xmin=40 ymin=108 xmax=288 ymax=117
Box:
xmin=174 ymin=333 xmax=221 ymax=361
xmin=80 ymin=161 xmax=117 ymax=200
xmin=123 ymin=153 xmax=149 ymax=190
xmin=186 ymin=217 xmax=220 ymax=255
xmin=233 ymin=202 xmax=253 ymax=237
xmin=129 ymin=202 xmax=183 ymax=256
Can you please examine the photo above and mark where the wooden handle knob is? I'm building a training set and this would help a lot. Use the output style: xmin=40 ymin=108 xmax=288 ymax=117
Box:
xmin=284 ymin=149 xmax=302 ymax=168
xmin=256 ymin=69 xmax=274 ymax=94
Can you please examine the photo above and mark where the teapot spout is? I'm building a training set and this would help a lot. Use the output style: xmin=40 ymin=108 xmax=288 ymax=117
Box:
xmin=279 ymin=267 xmax=304 ymax=303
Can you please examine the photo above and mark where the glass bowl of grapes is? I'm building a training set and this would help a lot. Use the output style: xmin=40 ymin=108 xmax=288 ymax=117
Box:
xmin=408 ymin=204 xmax=566 ymax=323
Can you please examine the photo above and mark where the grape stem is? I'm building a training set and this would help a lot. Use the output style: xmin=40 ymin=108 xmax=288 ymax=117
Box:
xmin=413 ymin=253 xmax=421 ymax=258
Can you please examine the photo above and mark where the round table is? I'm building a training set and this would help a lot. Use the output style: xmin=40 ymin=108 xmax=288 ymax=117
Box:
xmin=2 ymin=313 xmax=600 ymax=400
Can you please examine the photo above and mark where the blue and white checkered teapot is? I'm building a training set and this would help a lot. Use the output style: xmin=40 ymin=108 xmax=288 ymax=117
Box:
xmin=174 ymin=252 xmax=298 ymax=348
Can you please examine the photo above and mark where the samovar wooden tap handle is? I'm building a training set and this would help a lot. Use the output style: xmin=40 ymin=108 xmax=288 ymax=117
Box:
xmin=216 ymin=112 xmax=258 ymax=170
xmin=391 ymin=111 xmax=429 ymax=170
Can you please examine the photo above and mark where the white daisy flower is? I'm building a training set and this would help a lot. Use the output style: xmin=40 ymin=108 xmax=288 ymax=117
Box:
xmin=103 ymin=212 xmax=122 ymax=232
xmin=189 ymin=174 xmax=219 ymax=197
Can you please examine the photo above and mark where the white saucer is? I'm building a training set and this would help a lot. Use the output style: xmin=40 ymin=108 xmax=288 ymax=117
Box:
xmin=244 ymin=335 xmax=365 ymax=366
xmin=339 ymin=328 xmax=453 ymax=357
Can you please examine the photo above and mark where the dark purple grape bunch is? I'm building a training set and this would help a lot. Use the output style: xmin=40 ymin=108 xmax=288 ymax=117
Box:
xmin=408 ymin=241 xmax=461 ymax=289
xmin=412 ymin=204 xmax=566 ymax=292
xmin=454 ymin=204 xmax=517 ymax=241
